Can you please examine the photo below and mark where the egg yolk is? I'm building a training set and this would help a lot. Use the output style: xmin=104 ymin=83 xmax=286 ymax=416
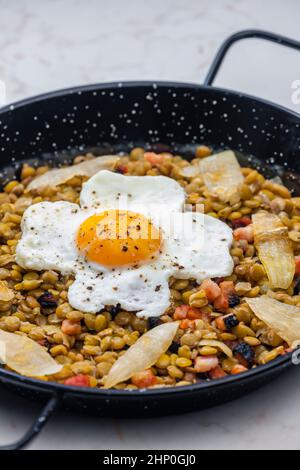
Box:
xmin=76 ymin=210 xmax=162 ymax=267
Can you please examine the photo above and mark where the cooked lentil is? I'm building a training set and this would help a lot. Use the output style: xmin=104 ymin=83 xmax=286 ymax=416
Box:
xmin=0 ymin=147 xmax=298 ymax=389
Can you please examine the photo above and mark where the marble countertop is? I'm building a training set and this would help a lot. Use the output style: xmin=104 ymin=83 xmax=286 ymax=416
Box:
xmin=1 ymin=0 xmax=300 ymax=450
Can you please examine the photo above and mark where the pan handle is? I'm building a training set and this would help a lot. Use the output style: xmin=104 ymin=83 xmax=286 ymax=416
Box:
xmin=0 ymin=394 xmax=60 ymax=450
xmin=204 ymin=29 xmax=300 ymax=86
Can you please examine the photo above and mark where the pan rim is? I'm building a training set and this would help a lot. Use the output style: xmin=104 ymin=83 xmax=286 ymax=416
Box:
xmin=0 ymin=79 xmax=298 ymax=398
xmin=0 ymin=79 xmax=299 ymax=121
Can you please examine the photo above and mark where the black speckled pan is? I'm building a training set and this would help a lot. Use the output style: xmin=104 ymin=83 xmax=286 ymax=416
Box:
xmin=1 ymin=30 xmax=300 ymax=450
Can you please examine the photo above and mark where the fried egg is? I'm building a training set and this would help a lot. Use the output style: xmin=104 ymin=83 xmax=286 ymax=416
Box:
xmin=16 ymin=170 xmax=234 ymax=317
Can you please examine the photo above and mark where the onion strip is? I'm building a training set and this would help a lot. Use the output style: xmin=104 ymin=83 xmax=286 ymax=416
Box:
xmin=27 ymin=155 xmax=120 ymax=190
xmin=104 ymin=322 xmax=179 ymax=388
xmin=246 ymin=296 xmax=300 ymax=347
xmin=253 ymin=211 xmax=295 ymax=289
xmin=0 ymin=329 xmax=62 ymax=377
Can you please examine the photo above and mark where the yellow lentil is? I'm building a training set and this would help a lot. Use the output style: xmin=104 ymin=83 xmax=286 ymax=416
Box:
xmin=233 ymin=324 xmax=256 ymax=338
xmin=175 ymin=357 xmax=192 ymax=368
xmin=156 ymin=354 xmax=170 ymax=368
xmin=167 ymin=365 xmax=184 ymax=379
xmin=199 ymin=346 xmax=218 ymax=355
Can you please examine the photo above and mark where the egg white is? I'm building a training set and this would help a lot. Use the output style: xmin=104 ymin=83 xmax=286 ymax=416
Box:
xmin=16 ymin=170 xmax=234 ymax=318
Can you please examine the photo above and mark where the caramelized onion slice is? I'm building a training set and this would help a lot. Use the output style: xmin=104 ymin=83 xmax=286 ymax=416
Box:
xmin=253 ymin=211 xmax=295 ymax=289
xmin=104 ymin=321 xmax=179 ymax=389
xmin=27 ymin=155 xmax=120 ymax=191
xmin=0 ymin=329 xmax=62 ymax=377
xmin=199 ymin=151 xmax=243 ymax=201
xmin=246 ymin=296 xmax=300 ymax=348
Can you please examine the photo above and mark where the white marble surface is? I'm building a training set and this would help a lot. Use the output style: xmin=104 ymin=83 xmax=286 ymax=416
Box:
xmin=1 ymin=0 xmax=300 ymax=450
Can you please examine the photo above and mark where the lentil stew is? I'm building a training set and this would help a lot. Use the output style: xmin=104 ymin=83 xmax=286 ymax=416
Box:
xmin=0 ymin=146 xmax=299 ymax=390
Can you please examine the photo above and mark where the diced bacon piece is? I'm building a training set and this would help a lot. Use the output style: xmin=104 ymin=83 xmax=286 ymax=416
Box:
xmin=180 ymin=319 xmax=195 ymax=330
xmin=231 ymin=364 xmax=248 ymax=375
xmin=187 ymin=307 xmax=203 ymax=320
xmin=201 ymin=279 xmax=221 ymax=302
xmin=184 ymin=371 xmax=196 ymax=382
xmin=209 ymin=366 xmax=227 ymax=379
xmin=215 ymin=316 xmax=226 ymax=331
xmin=174 ymin=305 xmax=189 ymax=320
xmin=194 ymin=355 xmax=219 ymax=373
xmin=64 ymin=375 xmax=90 ymax=387
xmin=175 ymin=306 xmax=205 ymax=322
xmin=231 ymin=217 xmax=252 ymax=229
xmin=233 ymin=225 xmax=254 ymax=242
xmin=115 ymin=164 xmax=128 ymax=174
xmin=295 ymin=256 xmax=300 ymax=275
xmin=220 ymin=281 xmax=235 ymax=297
xmin=144 ymin=152 xmax=165 ymax=166
xmin=214 ymin=281 xmax=236 ymax=311
xmin=61 ymin=319 xmax=82 ymax=336
xmin=214 ymin=294 xmax=229 ymax=311
xmin=131 ymin=369 xmax=157 ymax=388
